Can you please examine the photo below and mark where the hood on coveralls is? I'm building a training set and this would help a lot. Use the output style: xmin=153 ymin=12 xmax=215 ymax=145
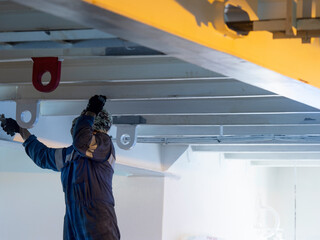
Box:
xmin=71 ymin=110 xmax=112 ymax=135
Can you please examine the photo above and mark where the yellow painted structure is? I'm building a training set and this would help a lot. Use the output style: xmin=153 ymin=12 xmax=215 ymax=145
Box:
xmin=84 ymin=0 xmax=320 ymax=89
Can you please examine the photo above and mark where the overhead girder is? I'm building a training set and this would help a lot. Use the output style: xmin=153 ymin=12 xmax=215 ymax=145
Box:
xmin=9 ymin=0 xmax=320 ymax=110
xmin=39 ymin=97 xmax=316 ymax=116
xmin=225 ymin=152 xmax=320 ymax=160
xmin=192 ymin=144 xmax=320 ymax=153
xmin=0 ymin=1 xmax=86 ymax=31
xmin=0 ymin=57 xmax=226 ymax=83
xmin=0 ymin=2 xmax=160 ymax=56
xmin=5 ymin=95 xmax=319 ymax=141
xmin=3 ymin=90 xmax=320 ymax=126
xmin=140 ymin=114 xmax=320 ymax=125
xmin=0 ymin=39 xmax=142 ymax=51
xmin=0 ymin=29 xmax=114 ymax=43
xmin=137 ymin=124 xmax=320 ymax=136
xmin=3 ymin=0 xmax=320 ymax=152
xmin=1 ymin=54 xmax=319 ymax=145
xmin=0 ymin=48 xmax=110 ymax=60
xmin=2 ymin=82 xmax=272 ymax=101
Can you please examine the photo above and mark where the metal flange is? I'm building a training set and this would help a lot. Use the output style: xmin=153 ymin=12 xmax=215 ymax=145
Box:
xmin=32 ymin=57 xmax=63 ymax=93
xmin=15 ymin=100 xmax=40 ymax=129
xmin=116 ymin=125 xmax=137 ymax=150
xmin=212 ymin=0 xmax=242 ymax=39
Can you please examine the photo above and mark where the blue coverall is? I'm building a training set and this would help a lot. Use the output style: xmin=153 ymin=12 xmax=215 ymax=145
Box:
xmin=22 ymin=115 xmax=121 ymax=240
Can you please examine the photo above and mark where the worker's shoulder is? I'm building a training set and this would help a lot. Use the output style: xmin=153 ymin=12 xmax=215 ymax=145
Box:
xmin=64 ymin=145 xmax=74 ymax=155
xmin=94 ymin=131 xmax=113 ymax=144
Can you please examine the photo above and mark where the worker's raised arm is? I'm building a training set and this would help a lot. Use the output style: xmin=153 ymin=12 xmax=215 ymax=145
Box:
xmin=1 ymin=117 xmax=66 ymax=171
xmin=72 ymin=112 xmax=96 ymax=155
xmin=72 ymin=95 xmax=113 ymax=161
xmin=23 ymin=135 xmax=67 ymax=171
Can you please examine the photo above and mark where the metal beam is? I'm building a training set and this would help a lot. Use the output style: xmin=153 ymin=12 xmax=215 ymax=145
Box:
xmin=223 ymin=124 xmax=320 ymax=135
xmin=137 ymin=125 xmax=320 ymax=136
xmin=10 ymin=0 xmax=320 ymax=109
xmin=138 ymin=134 xmax=320 ymax=144
xmin=138 ymin=126 xmax=221 ymax=137
xmin=141 ymin=114 xmax=320 ymax=125
xmin=0 ymin=81 xmax=273 ymax=101
xmin=302 ymin=0 xmax=312 ymax=18
xmin=38 ymin=97 xmax=318 ymax=116
xmin=250 ymin=160 xmax=320 ymax=167
xmin=285 ymin=0 xmax=297 ymax=36
xmin=224 ymin=152 xmax=320 ymax=160
xmin=0 ymin=39 xmax=140 ymax=50
xmin=0 ymin=29 xmax=114 ymax=42
xmin=254 ymin=18 xmax=320 ymax=32
xmin=0 ymin=56 xmax=224 ymax=83
xmin=3 ymin=98 xmax=320 ymax=126
xmin=192 ymin=144 xmax=320 ymax=152
xmin=0 ymin=48 xmax=109 ymax=60
xmin=257 ymin=0 xmax=319 ymax=20
xmin=0 ymin=8 xmax=86 ymax=32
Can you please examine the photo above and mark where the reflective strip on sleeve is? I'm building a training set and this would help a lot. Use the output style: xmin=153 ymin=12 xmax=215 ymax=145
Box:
xmin=85 ymin=136 xmax=97 ymax=158
xmin=65 ymin=150 xmax=74 ymax=163
xmin=54 ymin=148 xmax=64 ymax=171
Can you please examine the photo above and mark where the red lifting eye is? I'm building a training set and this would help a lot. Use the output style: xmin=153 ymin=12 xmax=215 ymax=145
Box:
xmin=32 ymin=57 xmax=62 ymax=93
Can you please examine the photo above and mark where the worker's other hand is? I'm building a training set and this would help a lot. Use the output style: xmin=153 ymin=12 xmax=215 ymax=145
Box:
xmin=86 ymin=95 xmax=107 ymax=115
xmin=1 ymin=118 xmax=20 ymax=136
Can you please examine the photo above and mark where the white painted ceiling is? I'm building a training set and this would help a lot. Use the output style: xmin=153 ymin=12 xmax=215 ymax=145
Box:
xmin=1 ymin=0 xmax=320 ymax=171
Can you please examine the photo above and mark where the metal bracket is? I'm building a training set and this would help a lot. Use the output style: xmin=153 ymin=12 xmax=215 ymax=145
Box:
xmin=116 ymin=125 xmax=137 ymax=150
xmin=211 ymin=1 xmax=241 ymax=39
xmin=15 ymin=100 xmax=40 ymax=129
xmin=113 ymin=116 xmax=146 ymax=125
xmin=286 ymin=0 xmax=297 ymax=36
xmin=32 ymin=57 xmax=63 ymax=93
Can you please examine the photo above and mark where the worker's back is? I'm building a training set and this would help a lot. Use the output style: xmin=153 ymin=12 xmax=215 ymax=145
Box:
xmin=61 ymin=138 xmax=116 ymax=206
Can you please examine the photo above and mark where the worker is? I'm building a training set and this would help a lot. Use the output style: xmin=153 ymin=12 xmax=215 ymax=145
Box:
xmin=1 ymin=95 xmax=121 ymax=240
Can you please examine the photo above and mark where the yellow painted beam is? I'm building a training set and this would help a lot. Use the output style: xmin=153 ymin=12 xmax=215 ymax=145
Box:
xmin=84 ymin=0 xmax=320 ymax=89
xmin=9 ymin=0 xmax=320 ymax=109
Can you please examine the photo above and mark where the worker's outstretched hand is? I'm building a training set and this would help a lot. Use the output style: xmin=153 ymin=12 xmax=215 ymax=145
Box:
xmin=86 ymin=95 xmax=107 ymax=115
xmin=1 ymin=118 xmax=20 ymax=136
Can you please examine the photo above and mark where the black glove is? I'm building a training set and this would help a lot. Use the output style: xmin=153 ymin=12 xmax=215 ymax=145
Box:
xmin=1 ymin=118 xmax=20 ymax=136
xmin=86 ymin=95 xmax=107 ymax=115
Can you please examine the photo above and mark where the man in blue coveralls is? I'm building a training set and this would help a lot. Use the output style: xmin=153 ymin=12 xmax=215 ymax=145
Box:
xmin=1 ymin=95 xmax=121 ymax=240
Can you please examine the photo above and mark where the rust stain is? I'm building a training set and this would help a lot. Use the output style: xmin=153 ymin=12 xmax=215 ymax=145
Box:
xmin=298 ymin=78 xmax=309 ymax=84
